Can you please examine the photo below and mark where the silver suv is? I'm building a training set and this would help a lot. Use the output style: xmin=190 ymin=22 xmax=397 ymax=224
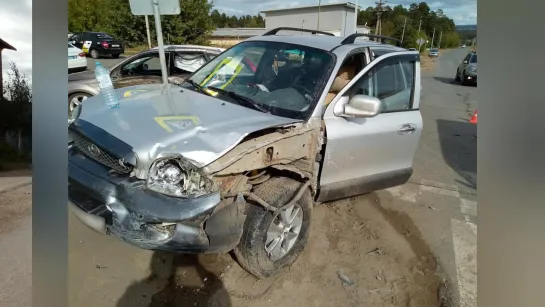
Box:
xmin=68 ymin=28 xmax=423 ymax=278
xmin=455 ymin=51 xmax=477 ymax=85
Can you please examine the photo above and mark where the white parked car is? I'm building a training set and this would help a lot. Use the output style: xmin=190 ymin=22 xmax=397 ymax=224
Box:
xmin=68 ymin=43 xmax=87 ymax=73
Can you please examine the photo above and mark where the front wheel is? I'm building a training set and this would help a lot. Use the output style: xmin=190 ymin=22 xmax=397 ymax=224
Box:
xmin=234 ymin=177 xmax=313 ymax=279
xmin=68 ymin=92 xmax=90 ymax=114
xmin=455 ymin=69 xmax=461 ymax=82
xmin=461 ymin=72 xmax=468 ymax=85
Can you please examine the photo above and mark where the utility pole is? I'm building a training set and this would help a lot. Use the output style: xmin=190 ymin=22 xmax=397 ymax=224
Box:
xmin=400 ymin=17 xmax=407 ymax=44
xmin=430 ymin=28 xmax=436 ymax=48
xmin=374 ymin=0 xmax=387 ymax=40
xmin=144 ymin=15 xmax=152 ymax=48
xmin=438 ymin=31 xmax=443 ymax=48
xmin=417 ymin=18 xmax=423 ymax=51
xmin=317 ymin=0 xmax=321 ymax=31
xmin=354 ymin=0 xmax=359 ymax=34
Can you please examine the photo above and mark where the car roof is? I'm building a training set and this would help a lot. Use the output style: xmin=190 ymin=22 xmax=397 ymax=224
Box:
xmin=244 ymin=34 xmax=406 ymax=52
xmin=150 ymin=45 xmax=225 ymax=53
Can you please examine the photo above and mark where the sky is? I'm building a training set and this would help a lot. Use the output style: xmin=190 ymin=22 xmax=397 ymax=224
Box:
xmin=0 ymin=0 xmax=32 ymax=83
xmin=212 ymin=0 xmax=477 ymax=25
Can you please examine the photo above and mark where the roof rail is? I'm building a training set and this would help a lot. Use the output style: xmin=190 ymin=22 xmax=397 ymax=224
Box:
xmin=263 ymin=27 xmax=336 ymax=37
xmin=341 ymin=33 xmax=402 ymax=47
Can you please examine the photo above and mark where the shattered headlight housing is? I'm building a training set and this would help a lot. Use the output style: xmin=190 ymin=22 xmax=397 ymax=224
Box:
xmin=147 ymin=157 xmax=217 ymax=198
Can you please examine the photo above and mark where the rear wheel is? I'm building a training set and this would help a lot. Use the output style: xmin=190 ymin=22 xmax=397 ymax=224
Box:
xmin=234 ymin=177 xmax=313 ymax=279
xmin=90 ymin=49 xmax=100 ymax=59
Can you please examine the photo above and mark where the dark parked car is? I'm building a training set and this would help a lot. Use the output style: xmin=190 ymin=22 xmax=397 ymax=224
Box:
xmin=69 ymin=32 xmax=124 ymax=59
xmin=67 ymin=45 xmax=225 ymax=112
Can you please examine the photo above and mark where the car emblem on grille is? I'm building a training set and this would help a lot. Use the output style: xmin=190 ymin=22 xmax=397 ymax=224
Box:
xmin=87 ymin=144 xmax=101 ymax=157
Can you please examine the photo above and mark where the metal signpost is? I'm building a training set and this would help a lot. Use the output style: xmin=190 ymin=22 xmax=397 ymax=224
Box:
xmin=416 ymin=38 xmax=425 ymax=51
xmin=129 ymin=0 xmax=180 ymax=86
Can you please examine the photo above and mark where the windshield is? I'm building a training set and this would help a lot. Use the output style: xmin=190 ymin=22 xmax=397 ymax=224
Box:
xmin=183 ymin=41 xmax=335 ymax=120
xmin=431 ymin=49 xmax=438 ymax=52
xmin=470 ymin=54 xmax=477 ymax=63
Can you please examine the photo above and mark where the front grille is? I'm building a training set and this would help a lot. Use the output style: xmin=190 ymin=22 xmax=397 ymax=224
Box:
xmin=69 ymin=131 xmax=133 ymax=174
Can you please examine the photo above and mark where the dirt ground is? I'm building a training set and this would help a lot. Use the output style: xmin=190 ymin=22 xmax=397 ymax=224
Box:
xmin=0 ymin=184 xmax=32 ymax=235
xmin=112 ymin=193 xmax=449 ymax=307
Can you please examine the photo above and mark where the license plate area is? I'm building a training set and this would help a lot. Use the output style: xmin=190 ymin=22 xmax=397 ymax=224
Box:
xmin=68 ymin=56 xmax=77 ymax=59
xmin=112 ymin=44 xmax=120 ymax=48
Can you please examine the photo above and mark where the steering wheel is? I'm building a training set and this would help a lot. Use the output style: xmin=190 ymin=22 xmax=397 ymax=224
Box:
xmin=292 ymin=82 xmax=313 ymax=98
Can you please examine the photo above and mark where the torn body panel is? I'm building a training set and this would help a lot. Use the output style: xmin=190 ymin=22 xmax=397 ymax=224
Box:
xmin=207 ymin=119 xmax=324 ymax=195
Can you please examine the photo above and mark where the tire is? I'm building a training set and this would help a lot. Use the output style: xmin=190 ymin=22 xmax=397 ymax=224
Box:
xmin=455 ymin=69 xmax=461 ymax=82
xmin=68 ymin=92 xmax=91 ymax=114
xmin=90 ymin=49 xmax=100 ymax=59
xmin=111 ymin=53 xmax=120 ymax=59
xmin=234 ymin=177 xmax=313 ymax=279
xmin=461 ymin=72 xmax=467 ymax=86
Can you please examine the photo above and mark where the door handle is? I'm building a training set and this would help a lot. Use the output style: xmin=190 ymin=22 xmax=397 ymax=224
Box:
xmin=398 ymin=124 xmax=417 ymax=135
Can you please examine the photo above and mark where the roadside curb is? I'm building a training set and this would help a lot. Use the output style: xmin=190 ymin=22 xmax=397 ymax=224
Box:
xmin=0 ymin=179 xmax=32 ymax=195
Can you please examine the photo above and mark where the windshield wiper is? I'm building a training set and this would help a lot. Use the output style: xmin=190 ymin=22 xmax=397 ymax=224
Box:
xmin=184 ymin=79 xmax=211 ymax=96
xmin=207 ymin=86 xmax=270 ymax=114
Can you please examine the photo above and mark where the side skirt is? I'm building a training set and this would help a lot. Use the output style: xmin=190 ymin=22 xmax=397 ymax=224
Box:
xmin=316 ymin=167 xmax=413 ymax=203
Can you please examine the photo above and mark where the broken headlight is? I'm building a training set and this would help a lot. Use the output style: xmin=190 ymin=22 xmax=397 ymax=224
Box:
xmin=147 ymin=157 xmax=216 ymax=198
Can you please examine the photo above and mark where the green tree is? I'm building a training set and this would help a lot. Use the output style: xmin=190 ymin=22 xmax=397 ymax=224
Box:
xmin=0 ymin=62 xmax=32 ymax=155
xmin=68 ymin=0 xmax=214 ymax=46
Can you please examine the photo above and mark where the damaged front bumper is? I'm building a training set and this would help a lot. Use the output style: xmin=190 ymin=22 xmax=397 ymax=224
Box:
xmin=68 ymin=149 xmax=246 ymax=253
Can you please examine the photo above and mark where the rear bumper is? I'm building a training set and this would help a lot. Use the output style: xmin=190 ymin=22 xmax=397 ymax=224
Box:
xmin=68 ymin=147 xmax=246 ymax=253
xmin=98 ymin=47 xmax=124 ymax=55
xmin=68 ymin=58 xmax=87 ymax=70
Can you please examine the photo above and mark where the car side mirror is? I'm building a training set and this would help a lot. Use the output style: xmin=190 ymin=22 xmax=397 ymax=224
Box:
xmin=341 ymin=94 xmax=381 ymax=118
xmin=142 ymin=64 xmax=149 ymax=70
xmin=463 ymin=60 xmax=468 ymax=64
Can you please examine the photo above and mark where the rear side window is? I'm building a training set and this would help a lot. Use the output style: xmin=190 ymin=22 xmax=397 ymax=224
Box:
xmin=96 ymin=33 xmax=113 ymax=39
xmin=173 ymin=52 xmax=207 ymax=73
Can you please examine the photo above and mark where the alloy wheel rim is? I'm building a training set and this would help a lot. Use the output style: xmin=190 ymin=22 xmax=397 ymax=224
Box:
xmin=265 ymin=203 xmax=304 ymax=261
xmin=69 ymin=95 xmax=87 ymax=112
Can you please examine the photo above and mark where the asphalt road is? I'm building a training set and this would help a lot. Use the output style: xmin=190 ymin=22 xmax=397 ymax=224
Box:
xmin=63 ymin=48 xmax=477 ymax=306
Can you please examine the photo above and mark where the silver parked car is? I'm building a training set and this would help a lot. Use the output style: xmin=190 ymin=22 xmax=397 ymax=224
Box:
xmin=428 ymin=48 xmax=439 ymax=57
xmin=68 ymin=45 xmax=225 ymax=113
xmin=455 ymin=51 xmax=477 ymax=85
xmin=68 ymin=28 xmax=423 ymax=279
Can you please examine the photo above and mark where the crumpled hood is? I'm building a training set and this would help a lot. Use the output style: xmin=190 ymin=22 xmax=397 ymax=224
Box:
xmin=77 ymin=84 xmax=302 ymax=171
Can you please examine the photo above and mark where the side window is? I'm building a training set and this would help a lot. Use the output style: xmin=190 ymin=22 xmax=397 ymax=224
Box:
xmin=206 ymin=52 xmax=218 ymax=60
xmin=173 ymin=52 xmax=207 ymax=74
xmin=464 ymin=54 xmax=471 ymax=62
xmin=71 ymin=34 xmax=80 ymax=42
xmin=120 ymin=53 xmax=164 ymax=76
xmin=350 ymin=57 xmax=415 ymax=113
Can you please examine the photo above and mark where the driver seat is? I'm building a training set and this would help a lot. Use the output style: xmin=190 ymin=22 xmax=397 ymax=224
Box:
xmin=324 ymin=60 xmax=357 ymax=106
